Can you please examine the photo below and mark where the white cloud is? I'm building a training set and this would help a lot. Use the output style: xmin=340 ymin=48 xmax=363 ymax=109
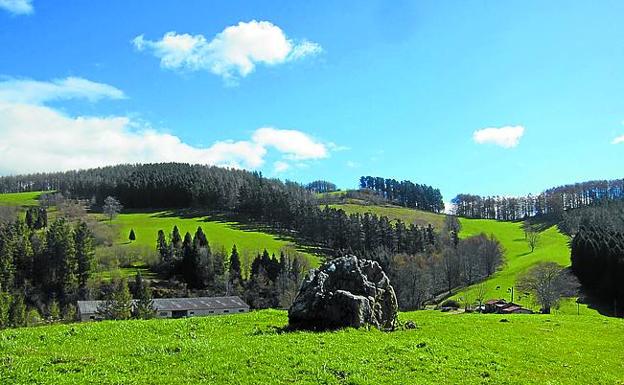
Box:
xmin=473 ymin=125 xmax=525 ymax=148
xmin=252 ymin=127 xmax=328 ymax=160
xmin=612 ymin=135 xmax=624 ymax=144
xmin=133 ymin=20 xmax=322 ymax=81
xmin=346 ymin=161 xmax=360 ymax=168
xmin=273 ymin=161 xmax=290 ymax=173
xmin=0 ymin=0 xmax=32 ymax=15
xmin=0 ymin=77 xmax=335 ymax=175
xmin=0 ymin=77 xmax=126 ymax=104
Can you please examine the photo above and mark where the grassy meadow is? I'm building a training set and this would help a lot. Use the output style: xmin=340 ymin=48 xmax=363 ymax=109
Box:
xmin=449 ymin=219 xmax=581 ymax=313
xmin=0 ymin=191 xmax=45 ymax=206
xmin=1 ymin=309 xmax=622 ymax=385
xmin=108 ymin=211 xmax=321 ymax=267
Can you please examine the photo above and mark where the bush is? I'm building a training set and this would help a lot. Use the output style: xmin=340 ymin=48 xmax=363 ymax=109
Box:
xmin=440 ymin=299 xmax=460 ymax=309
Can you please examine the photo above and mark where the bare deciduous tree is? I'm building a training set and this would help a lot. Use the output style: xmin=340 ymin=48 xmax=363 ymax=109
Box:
xmin=103 ymin=196 xmax=123 ymax=222
xmin=526 ymin=228 xmax=540 ymax=253
xmin=516 ymin=262 xmax=579 ymax=314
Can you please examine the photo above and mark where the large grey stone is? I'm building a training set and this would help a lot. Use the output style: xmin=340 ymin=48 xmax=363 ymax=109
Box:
xmin=288 ymin=256 xmax=398 ymax=330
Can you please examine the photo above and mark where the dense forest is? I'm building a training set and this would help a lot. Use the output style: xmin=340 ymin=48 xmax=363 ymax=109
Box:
xmin=452 ymin=178 xmax=624 ymax=221
xmin=571 ymin=226 xmax=624 ymax=316
xmin=359 ymin=176 xmax=445 ymax=213
xmin=0 ymin=213 xmax=94 ymax=327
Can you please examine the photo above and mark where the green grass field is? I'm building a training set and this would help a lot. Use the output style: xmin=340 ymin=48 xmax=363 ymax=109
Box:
xmin=0 ymin=191 xmax=45 ymax=206
xmin=327 ymin=203 xmax=585 ymax=313
xmin=450 ymin=219 xmax=576 ymax=312
xmin=108 ymin=211 xmax=320 ymax=267
xmin=329 ymin=203 xmax=445 ymax=228
xmin=1 ymin=309 xmax=622 ymax=385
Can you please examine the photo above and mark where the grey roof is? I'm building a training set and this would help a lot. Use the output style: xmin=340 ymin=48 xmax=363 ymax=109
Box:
xmin=77 ymin=296 xmax=249 ymax=314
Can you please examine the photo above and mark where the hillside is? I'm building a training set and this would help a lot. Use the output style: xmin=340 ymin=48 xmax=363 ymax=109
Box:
xmin=109 ymin=211 xmax=321 ymax=267
xmin=1 ymin=310 xmax=622 ymax=384
xmin=328 ymin=203 xmax=445 ymax=228
xmin=450 ymin=220 xmax=578 ymax=313
xmin=330 ymin=203 xmax=586 ymax=312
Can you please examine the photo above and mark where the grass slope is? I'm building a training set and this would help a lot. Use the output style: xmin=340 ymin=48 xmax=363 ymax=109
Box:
xmin=328 ymin=203 xmax=585 ymax=313
xmin=329 ymin=203 xmax=445 ymax=228
xmin=109 ymin=211 xmax=320 ymax=266
xmin=451 ymin=220 xmax=573 ymax=311
xmin=1 ymin=310 xmax=623 ymax=385
xmin=0 ymin=191 xmax=45 ymax=206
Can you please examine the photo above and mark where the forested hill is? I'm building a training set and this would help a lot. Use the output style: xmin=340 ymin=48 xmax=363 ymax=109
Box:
xmin=0 ymin=163 xmax=314 ymax=211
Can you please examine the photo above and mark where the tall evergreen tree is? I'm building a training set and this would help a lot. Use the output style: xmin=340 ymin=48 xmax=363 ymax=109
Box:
xmin=74 ymin=221 xmax=95 ymax=300
xmin=133 ymin=272 xmax=156 ymax=319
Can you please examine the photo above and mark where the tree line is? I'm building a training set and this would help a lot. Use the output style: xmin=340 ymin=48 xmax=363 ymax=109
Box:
xmin=359 ymin=176 xmax=445 ymax=213
xmin=305 ymin=180 xmax=337 ymax=193
xmin=452 ymin=178 xmax=624 ymax=221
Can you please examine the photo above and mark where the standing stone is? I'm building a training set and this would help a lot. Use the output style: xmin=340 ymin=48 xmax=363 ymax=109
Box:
xmin=288 ymin=256 xmax=398 ymax=330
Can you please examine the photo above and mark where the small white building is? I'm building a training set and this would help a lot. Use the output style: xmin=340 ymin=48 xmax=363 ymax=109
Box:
xmin=77 ymin=296 xmax=249 ymax=322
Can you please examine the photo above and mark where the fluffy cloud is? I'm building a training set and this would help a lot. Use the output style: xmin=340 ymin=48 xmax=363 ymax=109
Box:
xmin=612 ymin=135 xmax=624 ymax=145
xmin=473 ymin=125 xmax=525 ymax=148
xmin=0 ymin=77 xmax=332 ymax=175
xmin=252 ymin=127 xmax=328 ymax=160
xmin=0 ymin=0 xmax=32 ymax=15
xmin=0 ymin=77 xmax=125 ymax=104
xmin=133 ymin=20 xmax=322 ymax=81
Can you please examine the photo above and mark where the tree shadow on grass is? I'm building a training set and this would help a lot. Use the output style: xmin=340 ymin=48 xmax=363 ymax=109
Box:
xmin=151 ymin=209 xmax=331 ymax=261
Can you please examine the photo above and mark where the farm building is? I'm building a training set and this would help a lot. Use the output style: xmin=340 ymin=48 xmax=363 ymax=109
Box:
xmin=484 ymin=299 xmax=533 ymax=314
xmin=77 ymin=296 xmax=249 ymax=322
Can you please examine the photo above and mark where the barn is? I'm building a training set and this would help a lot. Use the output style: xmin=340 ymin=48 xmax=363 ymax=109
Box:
xmin=77 ymin=296 xmax=249 ymax=322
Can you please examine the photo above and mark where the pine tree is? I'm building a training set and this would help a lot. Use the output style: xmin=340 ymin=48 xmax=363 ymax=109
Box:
xmin=0 ymin=286 xmax=11 ymax=329
xmin=133 ymin=272 xmax=156 ymax=319
xmin=156 ymin=230 xmax=170 ymax=264
xmin=9 ymin=292 xmax=26 ymax=327
xmin=97 ymin=278 xmax=133 ymax=320
xmin=25 ymin=209 xmax=34 ymax=230
xmin=45 ymin=218 xmax=77 ymax=304
xmin=48 ymin=299 xmax=60 ymax=321
xmin=171 ymin=225 xmax=182 ymax=249
xmin=0 ymin=226 xmax=15 ymax=290
xmin=74 ymin=221 xmax=94 ymax=300
xmin=129 ymin=229 xmax=136 ymax=242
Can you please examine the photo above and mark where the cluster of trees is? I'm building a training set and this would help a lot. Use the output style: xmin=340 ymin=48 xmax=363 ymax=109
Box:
xmin=155 ymin=226 xmax=226 ymax=290
xmin=25 ymin=207 xmax=47 ymax=230
xmin=452 ymin=178 xmax=624 ymax=221
xmin=0 ymin=214 xmax=96 ymax=329
xmin=297 ymin=207 xmax=436 ymax=256
xmin=305 ymin=180 xmax=337 ymax=193
xmin=366 ymin=217 xmax=503 ymax=310
xmin=359 ymin=176 xmax=444 ymax=213
xmin=571 ymin=226 xmax=624 ymax=316
xmin=154 ymin=226 xmax=309 ymax=309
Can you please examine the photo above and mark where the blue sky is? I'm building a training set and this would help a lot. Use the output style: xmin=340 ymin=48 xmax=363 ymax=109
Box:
xmin=1 ymin=0 xmax=623 ymax=203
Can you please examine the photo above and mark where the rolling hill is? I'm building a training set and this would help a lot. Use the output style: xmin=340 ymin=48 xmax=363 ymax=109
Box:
xmin=1 ymin=309 xmax=622 ymax=384
xmin=329 ymin=203 xmax=585 ymax=313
